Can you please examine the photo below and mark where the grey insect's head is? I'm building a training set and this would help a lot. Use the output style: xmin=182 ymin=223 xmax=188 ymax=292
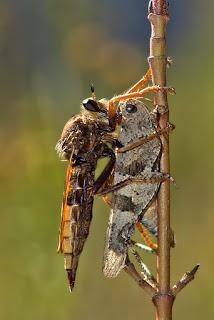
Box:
xmin=121 ymin=99 xmax=140 ymax=116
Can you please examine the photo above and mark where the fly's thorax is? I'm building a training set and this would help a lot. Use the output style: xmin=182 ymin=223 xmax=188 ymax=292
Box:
xmin=55 ymin=116 xmax=110 ymax=161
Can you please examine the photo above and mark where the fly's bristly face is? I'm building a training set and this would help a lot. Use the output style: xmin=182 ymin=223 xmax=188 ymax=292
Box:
xmin=81 ymin=97 xmax=108 ymax=120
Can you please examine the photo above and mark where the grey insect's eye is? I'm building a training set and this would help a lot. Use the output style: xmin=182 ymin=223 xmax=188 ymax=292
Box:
xmin=82 ymin=99 xmax=100 ymax=112
xmin=126 ymin=103 xmax=137 ymax=113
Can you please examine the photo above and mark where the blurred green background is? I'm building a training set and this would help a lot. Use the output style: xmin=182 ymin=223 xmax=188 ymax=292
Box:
xmin=0 ymin=0 xmax=213 ymax=319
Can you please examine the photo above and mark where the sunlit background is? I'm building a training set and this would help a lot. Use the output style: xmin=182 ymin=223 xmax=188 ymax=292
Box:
xmin=0 ymin=0 xmax=214 ymax=319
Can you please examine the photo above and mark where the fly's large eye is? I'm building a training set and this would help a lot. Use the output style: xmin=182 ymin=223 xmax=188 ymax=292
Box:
xmin=126 ymin=103 xmax=137 ymax=113
xmin=82 ymin=99 xmax=100 ymax=112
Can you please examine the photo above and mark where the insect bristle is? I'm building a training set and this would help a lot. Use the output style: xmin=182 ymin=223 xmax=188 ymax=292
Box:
xmin=90 ymin=82 xmax=96 ymax=100
xmin=90 ymin=83 xmax=95 ymax=93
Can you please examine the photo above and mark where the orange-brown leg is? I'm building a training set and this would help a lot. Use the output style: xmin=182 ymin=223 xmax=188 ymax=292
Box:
xmin=127 ymin=58 xmax=172 ymax=94
xmin=127 ymin=68 xmax=152 ymax=93
xmin=109 ymin=85 xmax=159 ymax=107
xmin=108 ymin=68 xmax=151 ymax=127
xmin=108 ymin=85 xmax=157 ymax=125
xmin=102 ymin=195 xmax=112 ymax=207
xmin=136 ymin=222 xmax=157 ymax=250
xmin=108 ymin=85 xmax=175 ymax=126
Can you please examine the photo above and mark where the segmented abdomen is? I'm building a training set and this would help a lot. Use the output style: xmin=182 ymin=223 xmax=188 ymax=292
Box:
xmin=60 ymin=164 xmax=95 ymax=291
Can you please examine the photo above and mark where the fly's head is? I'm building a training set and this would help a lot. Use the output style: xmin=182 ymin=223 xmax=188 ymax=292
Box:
xmin=81 ymin=97 xmax=108 ymax=121
xmin=81 ymin=83 xmax=109 ymax=122
xmin=55 ymin=94 xmax=115 ymax=161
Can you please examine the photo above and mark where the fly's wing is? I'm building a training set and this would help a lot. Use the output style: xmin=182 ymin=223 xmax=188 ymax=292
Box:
xmin=103 ymin=99 xmax=161 ymax=278
xmin=57 ymin=162 xmax=73 ymax=253
xmin=58 ymin=162 xmax=95 ymax=291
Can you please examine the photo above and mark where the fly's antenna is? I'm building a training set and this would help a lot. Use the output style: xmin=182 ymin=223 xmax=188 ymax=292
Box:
xmin=90 ymin=82 xmax=96 ymax=100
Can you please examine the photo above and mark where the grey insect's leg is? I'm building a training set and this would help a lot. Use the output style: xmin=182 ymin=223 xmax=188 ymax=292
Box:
xmin=130 ymin=248 xmax=157 ymax=287
xmin=129 ymin=240 xmax=156 ymax=254
xmin=118 ymin=123 xmax=175 ymax=153
xmin=97 ymin=172 xmax=174 ymax=196
xmin=130 ymin=172 xmax=175 ymax=185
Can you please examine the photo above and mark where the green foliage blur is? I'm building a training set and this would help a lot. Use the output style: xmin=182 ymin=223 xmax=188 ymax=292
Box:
xmin=0 ymin=1 xmax=213 ymax=319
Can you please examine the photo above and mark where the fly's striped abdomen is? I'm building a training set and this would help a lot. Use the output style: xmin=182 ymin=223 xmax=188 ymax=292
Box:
xmin=59 ymin=164 xmax=95 ymax=291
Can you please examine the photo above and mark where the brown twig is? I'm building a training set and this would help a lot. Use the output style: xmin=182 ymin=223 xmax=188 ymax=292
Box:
xmin=147 ymin=1 xmax=199 ymax=319
xmin=121 ymin=1 xmax=199 ymax=318
xmin=149 ymin=0 xmax=169 ymax=15
xmin=148 ymin=1 xmax=172 ymax=319
xmin=171 ymin=264 xmax=200 ymax=296
xmin=124 ymin=259 xmax=156 ymax=295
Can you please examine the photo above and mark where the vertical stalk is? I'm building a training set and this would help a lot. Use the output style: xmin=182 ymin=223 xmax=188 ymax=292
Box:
xmin=148 ymin=1 xmax=174 ymax=319
xmin=124 ymin=2 xmax=198 ymax=316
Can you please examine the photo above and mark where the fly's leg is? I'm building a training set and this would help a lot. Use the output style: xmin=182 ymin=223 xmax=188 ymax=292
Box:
xmin=108 ymin=68 xmax=151 ymax=128
xmin=108 ymin=85 xmax=175 ymax=128
xmin=93 ymin=151 xmax=115 ymax=194
xmin=118 ymin=123 xmax=175 ymax=153
xmin=109 ymin=85 xmax=175 ymax=110
xmin=98 ymin=171 xmax=114 ymax=207
xmin=126 ymin=59 xmax=172 ymax=94
xmin=127 ymin=68 xmax=152 ymax=93
xmin=92 ymin=146 xmax=116 ymax=206
xmin=97 ymin=172 xmax=174 ymax=196
xmin=135 ymin=222 xmax=157 ymax=250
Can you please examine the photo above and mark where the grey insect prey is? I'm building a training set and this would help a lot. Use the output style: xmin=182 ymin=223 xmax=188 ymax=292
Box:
xmin=103 ymin=99 xmax=169 ymax=278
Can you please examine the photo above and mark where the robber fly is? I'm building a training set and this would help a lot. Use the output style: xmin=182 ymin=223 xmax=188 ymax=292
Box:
xmin=102 ymin=99 xmax=174 ymax=278
xmin=55 ymin=91 xmax=120 ymax=291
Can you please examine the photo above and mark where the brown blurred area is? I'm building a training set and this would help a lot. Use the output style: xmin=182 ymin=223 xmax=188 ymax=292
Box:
xmin=0 ymin=1 xmax=214 ymax=319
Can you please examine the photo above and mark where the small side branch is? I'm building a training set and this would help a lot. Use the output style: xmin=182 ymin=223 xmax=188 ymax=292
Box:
xmin=171 ymin=264 xmax=200 ymax=296
xmin=124 ymin=259 xmax=156 ymax=295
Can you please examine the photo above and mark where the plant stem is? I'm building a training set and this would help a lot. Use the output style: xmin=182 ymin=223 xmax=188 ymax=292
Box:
xmin=149 ymin=0 xmax=168 ymax=15
xmin=123 ymin=2 xmax=199 ymax=316
xmin=148 ymin=1 xmax=173 ymax=319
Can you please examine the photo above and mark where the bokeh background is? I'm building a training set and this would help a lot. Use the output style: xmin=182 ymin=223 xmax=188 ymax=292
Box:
xmin=0 ymin=0 xmax=213 ymax=319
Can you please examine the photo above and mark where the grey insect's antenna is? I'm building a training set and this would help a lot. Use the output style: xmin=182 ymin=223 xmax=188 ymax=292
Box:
xmin=90 ymin=82 xmax=96 ymax=100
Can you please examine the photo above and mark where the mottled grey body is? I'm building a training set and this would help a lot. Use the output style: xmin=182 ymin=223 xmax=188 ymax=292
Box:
xmin=103 ymin=99 xmax=161 ymax=278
